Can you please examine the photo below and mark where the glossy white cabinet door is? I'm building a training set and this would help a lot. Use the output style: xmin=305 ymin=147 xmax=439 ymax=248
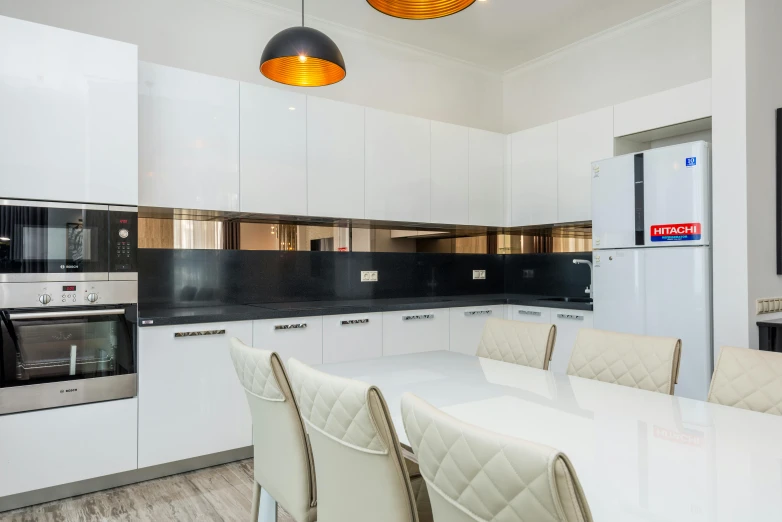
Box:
xmin=449 ymin=305 xmax=505 ymax=356
xmin=468 ymin=129 xmax=505 ymax=227
xmin=382 ymin=309 xmax=449 ymax=356
xmin=322 ymin=313 xmax=383 ymax=364
xmin=510 ymin=305 xmax=553 ymax=324
xmin=139 ymin=63 xmax=239 ymax=211
xmin=253 ymin=317 xmax=323 ymax=365
xmin=557 ymin=107 xmax=614 ymax=223
xmin=431 ymin=121 xmax=469 ymax=225
xmin=240 ymin=83 xmax=307 ymax=215
xmin=0 ymin=399 xmax=137 ymax=497
xmin=0 ymin=16 xmax=137 ymax=205
xmin=550 ymin=309 xmax=593 ymax=374
xmin=307 ymin=97 xmax=365 ymax=219
xmin=365 ymin=108 xmax=431 ymax=222
xmin=511 ymin=123 xmax=558 ymax=226
xmin=138 ymin=323 xmax=252 ymax=468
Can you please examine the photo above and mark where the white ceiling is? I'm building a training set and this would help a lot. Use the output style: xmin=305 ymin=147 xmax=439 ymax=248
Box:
xmin=254 ymin=0 xmax=678 ymax=72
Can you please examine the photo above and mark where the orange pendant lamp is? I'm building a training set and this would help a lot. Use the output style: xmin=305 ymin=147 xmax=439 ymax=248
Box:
xmin=367 ymin=0 xmax=476 ymax=20
xmin=260 ymin=0 xmax=346 ymax=87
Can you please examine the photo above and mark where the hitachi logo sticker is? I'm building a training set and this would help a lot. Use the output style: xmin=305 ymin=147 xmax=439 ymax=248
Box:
xmin=651 ymin=223 xmax=702 ymax=242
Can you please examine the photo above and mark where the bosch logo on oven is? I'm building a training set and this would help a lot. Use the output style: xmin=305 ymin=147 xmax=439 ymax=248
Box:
xmin=651 ymin=223 xmax=702 ymax=242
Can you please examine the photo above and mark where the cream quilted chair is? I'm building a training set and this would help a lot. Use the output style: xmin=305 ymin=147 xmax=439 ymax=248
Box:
xmin=708 ymin=346 xmax=782 ymax=415
xmin=287 ymin=358 xmax=432 ymax=522
xmin=566 ymin=329 xmax=681 ymax=395
xmin=228 ymin=338 xmax=316 ymax=522
xmin=401 ymin=393 xmax=593 ymax=522
xmin=476 ymin=318 xmax=557 ymax=370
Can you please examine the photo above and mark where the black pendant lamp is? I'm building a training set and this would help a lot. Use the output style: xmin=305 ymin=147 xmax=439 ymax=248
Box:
xmin=260 ymin=0 xmax=346 ymax=87
xmin=367 ymin=0 xmax=476 ymax=20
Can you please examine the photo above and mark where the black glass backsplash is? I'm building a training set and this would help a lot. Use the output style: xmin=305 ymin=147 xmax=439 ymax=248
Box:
xmin=139 ymin=250 xmax=590 ymax=307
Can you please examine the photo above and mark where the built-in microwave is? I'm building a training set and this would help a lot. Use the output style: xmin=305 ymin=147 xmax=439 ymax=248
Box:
xmin=0 ymin=200 xmax=137 ymax=283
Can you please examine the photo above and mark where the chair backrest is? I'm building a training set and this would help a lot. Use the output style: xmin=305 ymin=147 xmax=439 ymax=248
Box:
xmin=476 ymin=318 xmax=557 ymax=370
xmin=229 ymin=338 xmax=316 ymax=522
xmin=708 ymin=346 xmax=782 ymax=415
xmin=566 ymin=329 xmax=682 ymax=395
xmin=287 ymin=358 xmax=419 ymax=522
xmin=401 ymin=393 xmax=592 ymax=522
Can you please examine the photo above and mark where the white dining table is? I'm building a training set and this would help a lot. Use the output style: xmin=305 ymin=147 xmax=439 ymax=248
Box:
xmin=311 ymin=350 xmax=782 ymax=522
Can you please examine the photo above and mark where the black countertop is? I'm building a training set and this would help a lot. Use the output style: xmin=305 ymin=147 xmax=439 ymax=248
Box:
xmin=138 ymin=294 xmax=593 ymax=327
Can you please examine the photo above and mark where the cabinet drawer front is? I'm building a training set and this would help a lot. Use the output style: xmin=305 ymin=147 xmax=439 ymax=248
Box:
xmin=138 ymin=321 xmax=253 ymax=468
xmin=382 ymin=310 xmax=449 ymax=357
xmin=0 ymin=399 xmax=137 ymax=497
xmin=550 ymin=309 xmax=594 ymax=374
xmin=323 ymin=313 xmax=382 ymax=364
xmin=449 ymin=305 xmax=505 ymax=356
xmin=512 ymin=306 xmax=552 ymax=324
xmin=253 ymin=317 xmax=323 ymax=365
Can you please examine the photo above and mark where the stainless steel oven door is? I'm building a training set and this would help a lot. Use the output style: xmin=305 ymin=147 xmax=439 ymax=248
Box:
xmin=0 ymin=200 xmax=111 ymax=282
xmin=0 ymin=306 xmax=136 ymax=414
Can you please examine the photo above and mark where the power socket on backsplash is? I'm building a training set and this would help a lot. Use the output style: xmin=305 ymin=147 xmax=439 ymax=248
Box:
xmin=522 ymin=269 xmax=535 ymax=279
xmin=361 ymin=271 xmax=378 ymax=282
xmin=472 ymin=270 xmax=486 ymax=280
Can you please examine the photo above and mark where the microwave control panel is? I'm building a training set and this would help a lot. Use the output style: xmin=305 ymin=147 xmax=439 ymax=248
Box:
xmin=0 ymin=281 xmax=138 ymax=309
xmin=109 ymin=208 xmax=138 ymax=274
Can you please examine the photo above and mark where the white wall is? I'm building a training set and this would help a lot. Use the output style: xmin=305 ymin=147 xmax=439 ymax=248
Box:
xmin=502 ymin=0 xmax=712 ymax=133
xmin=0 ymin=0 xmax=503 ymax=132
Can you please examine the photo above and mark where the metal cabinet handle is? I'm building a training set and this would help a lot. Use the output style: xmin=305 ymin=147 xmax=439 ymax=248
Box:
xmin=403 ymin=314 xmax=434 ymax=321
xmin=275 ymin=323 xmax=307 ymax=331
xmin=518 ymin=310 xmax=542 ymax=317
xmin=341 ymin=319 xmax=369 ymax=326
xmin=557 ymin=314 xmax=584 ymax=321
xmin=174 ymin=329 xmax=226 ymax=338
xmin=465 ymin=310 xmax=492 ymax=316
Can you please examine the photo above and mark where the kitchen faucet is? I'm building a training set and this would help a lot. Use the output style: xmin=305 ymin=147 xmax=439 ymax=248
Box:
xmin=572 ymin=259 xmax=593 ymax=299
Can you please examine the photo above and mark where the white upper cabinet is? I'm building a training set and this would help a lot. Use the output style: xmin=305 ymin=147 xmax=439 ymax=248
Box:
xmin=0 ymin=15 xmax=137 ymax=205
xmin=557 ymin=107 xmax=614 ymax=223
xmin=307 ymin=97 xmax=365 ymax=219
xmin=430 ymin=121 xmax=469 ymax=225
xmin=468 ymin=129 xmax=505 ymax=227
xmin=365 ymin=108 xmax=431 ymax=222
xmin=139 ymin=63 xmax=239 ymax=211
xmin=240 ymin=83 xmax=307 ymax=215
xmin=511 ymin=122 xmax=558 ymax=226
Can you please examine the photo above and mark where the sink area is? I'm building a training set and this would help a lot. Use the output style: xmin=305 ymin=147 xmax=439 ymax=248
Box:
xmin=542 ymin=297 xmax=593 ymax=304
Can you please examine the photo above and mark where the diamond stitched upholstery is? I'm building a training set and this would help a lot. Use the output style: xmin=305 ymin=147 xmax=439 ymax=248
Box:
xmin=566 ymin=329 xmax=681 ymax=395
xmin=229 ymin=338 xmax=284 ymax=401
xmin=401 ymin=393 xmax=593 ymax=522
xmin=287 ymin=357 xmax=387 ymax=454
xmin=708 ymin=346 xmax=782 ymax=415
xmin=476 ymin=318 xmax=556 ymax=370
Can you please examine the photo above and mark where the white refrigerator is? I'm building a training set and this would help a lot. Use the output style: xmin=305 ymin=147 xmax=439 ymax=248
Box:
xmin=592 ymin=141 xmax=712 ymax=400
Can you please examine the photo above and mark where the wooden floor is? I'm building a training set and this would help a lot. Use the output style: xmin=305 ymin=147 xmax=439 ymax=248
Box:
xmin=0 ymin=460 xmax=294 ymax=522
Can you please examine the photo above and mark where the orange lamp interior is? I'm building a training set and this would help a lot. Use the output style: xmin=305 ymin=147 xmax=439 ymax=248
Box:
xmin=367 ymin=0 xmax=476 ymax=20
xmin=260 ymin=56 xmax=346 ymax=87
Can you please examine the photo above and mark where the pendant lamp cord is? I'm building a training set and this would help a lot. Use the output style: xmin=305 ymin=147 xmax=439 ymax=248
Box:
xmin=302 ymin=0 xmax=304 ymax=26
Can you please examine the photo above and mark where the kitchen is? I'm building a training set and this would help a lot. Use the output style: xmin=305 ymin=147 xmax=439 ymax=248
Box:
xmin=1 ymin=1 xmax=782 ymax=521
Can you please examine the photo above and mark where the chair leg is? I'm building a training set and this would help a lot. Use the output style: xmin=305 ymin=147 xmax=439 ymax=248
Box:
xmin=251 ymin=481 xmax=261 ymax=522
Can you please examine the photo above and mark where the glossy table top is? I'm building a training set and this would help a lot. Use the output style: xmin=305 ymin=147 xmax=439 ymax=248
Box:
xmin=319 ymin=351 xmax=782 ymax=522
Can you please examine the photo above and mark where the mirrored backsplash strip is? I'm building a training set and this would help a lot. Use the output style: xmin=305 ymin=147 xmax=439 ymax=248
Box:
xmin=138 ymin=217 xmax=591 ymax=254
xmin=138 ymin=249 xmax=592 ymax=309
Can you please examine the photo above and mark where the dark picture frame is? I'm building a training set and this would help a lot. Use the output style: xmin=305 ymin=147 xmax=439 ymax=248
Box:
xmin=778 ymin=108 xmax=782 ymax=274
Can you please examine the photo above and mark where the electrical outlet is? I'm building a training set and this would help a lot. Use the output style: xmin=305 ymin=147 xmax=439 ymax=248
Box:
xmin=757 ymin=297 xmax=782 ymax=314
xmin=522 ymin=269 xmax=534 ymax=279
xmin=361 ymin=271 xmax=378 ymax=282
xmin=472 ymin=270 xmax=486 ymax=280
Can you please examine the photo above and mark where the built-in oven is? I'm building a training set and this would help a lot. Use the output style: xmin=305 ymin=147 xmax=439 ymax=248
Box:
xmin=0 ymin=304 xmax=137 ymax=415
xmin=0 ymin=199 xmax=137 ymax=282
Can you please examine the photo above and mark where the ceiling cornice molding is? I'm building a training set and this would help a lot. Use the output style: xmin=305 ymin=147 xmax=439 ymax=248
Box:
xmin=502 ymin=0 xmax=710 ymax=78
xmin=212 ymin=0 xmax=501 ymax=77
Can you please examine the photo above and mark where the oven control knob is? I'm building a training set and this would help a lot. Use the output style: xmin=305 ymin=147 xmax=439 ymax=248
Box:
xmin=87 ymin=293 xmax=99 ymax=303
xmin=38 ymin=294 xmax=52 ymax=305
xmin=118 ymin=229 xmax=129 ymax=239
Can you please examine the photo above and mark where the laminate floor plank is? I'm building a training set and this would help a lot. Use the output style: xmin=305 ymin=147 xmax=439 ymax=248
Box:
xmin=0 ymin=460 xmax=300 ymax=522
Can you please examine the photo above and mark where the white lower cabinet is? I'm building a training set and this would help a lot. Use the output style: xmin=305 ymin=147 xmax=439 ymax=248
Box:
xmin=382 ymin=309 xmax=449 ymax=357
xmin=510 ymin=305 xmax=552 ymax=324
xmin=138 ymin=322 xmax=253 ymax=469
xmin=550 ymin=310 xmax=593 ymax=374
xmin=322 ymin=313 xmax=382 ymax=364
xmin=0 ymin=399 xmax=138 ymax=497
xmin=253 ymin=317 xmax=323 ymax=365
xmin=449 ymin=305 xmax=505 ymax=355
